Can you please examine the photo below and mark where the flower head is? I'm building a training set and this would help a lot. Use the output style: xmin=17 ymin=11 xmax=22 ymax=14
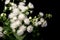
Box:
xmin=27 ymin=25 xmax=33 ymax=33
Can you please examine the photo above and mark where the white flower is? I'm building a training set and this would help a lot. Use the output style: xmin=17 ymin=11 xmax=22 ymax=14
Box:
xmin=0 ymin=32 xmax=3 ymax=37
xmin=38 ymin=21 xmax=42 ymax=25
xmin=10 ymin=23 xmax=17 ymax=29
xmin=40 ymin=18 xmax=44 ymax=23
xmin=5 ymin=0 xmax=10 ymax=4
xmin=0 ymin=27 xmax=3 ymax=32
xmin=27 ymin=25 xmax=33 ymax=33
xmin=18 ymin=14 xmax=26 ymax=21
xmin=10 ymin=17 xmax=17 ymax=23
xmin=19 ymin=2 xmax=25 ymax=6
xmin=41 ymin=21 xmax=47 ymax=27
xmin=19 ymin=25 xmax=26 ymax=31
xmin=12 ymin=8 xmax=20 ymax=15
xmin=8 ymin=13 xmax=16 ymax=18
xmin=24 ymin=18 xmax=30 ymax=25
xmin=18 ymin=5 xmax=28 ymax=12
xmin=15 ymin=20 xmax=22 ymax=26
xmin=39 ymin=12 xmax=44 ymax=17
xmin=10 ymin=2 xmax=17 ymax=9
xmin=28 ymin=2 xmax=34 ymax=8
xmin=17 ymin=30 xmax=24 ymax=36
xmin=10 ymin=20 xmax=21 ymax=29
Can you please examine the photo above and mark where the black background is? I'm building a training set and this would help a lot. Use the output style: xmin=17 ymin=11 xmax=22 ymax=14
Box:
xmin=0 ymin=0 xmax=59 ymax=40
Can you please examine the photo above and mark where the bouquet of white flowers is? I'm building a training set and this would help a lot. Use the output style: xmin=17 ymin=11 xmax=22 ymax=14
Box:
xmin=0 ymin=0 xmax=52 ymax=40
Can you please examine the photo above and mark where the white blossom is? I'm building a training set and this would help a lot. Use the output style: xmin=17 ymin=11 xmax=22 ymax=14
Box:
xmin=28 ymin=2 xmax=34 ymax=8
xmin=0 ymin=32 xmax=3 ymax=37
xmin=5 ymin=0 xmax=10 ymax=4
xmin=19 ymin=2 xmax=25 ymax=6
xmin=40 ymin=18 xmax=44 ymax=23
xmin=24 ymin=18 xmax=30 ymax=25
xmin=8 ymin=13 xmax=16 ymax=18
xmin=17 ymin=30 xmax=24 ymax=36
xmin=18 ymin=5 xmax=28 ymax=12
xmin=38 ymin=21 xmax=42 ymax=25
xmin=10 ymin=17 xmax=17 ymax=23
xmin=19 ymin=25 xmax=26 ymax=31
xmin=10 ymin=2 xmax=17 ymax=9
xmin=0 ymin=27 xmax=3 ymax=32
xmin=10 ymin=20 xmax=21 ymax=29
xmin=41 ymin=21 xmax=47 ymax=27
xmin=12 ymin=8 xmax=20 ymax=15
xmin=27 ymin=25 xmax=33 ymax=33
xmin=39 ymin=12 xmax=44 ymax=17
xmin=18 ymin=14 xmax=26 ymax=21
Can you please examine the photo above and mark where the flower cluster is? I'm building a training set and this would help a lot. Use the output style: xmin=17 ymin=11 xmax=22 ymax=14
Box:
xmin=0 ymin=0 xmax=52 ymax=40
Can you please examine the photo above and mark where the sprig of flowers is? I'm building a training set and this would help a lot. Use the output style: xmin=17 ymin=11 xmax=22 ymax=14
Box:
xmin=0 ymin=0 xmax=52 ymax=40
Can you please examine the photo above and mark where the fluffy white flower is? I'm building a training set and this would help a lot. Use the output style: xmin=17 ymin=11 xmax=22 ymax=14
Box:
xmin=38 ymin=21 xmax=42 ymax=25
xmin=0 ymin=32 xmax=3 ymax=37
xmin=41 ymin=21 xmax=47 ymax=27
xmin=28 ymin=2 xmax=34 ymax=8
xmin=10 ymin=23 xmax=17 ymax=29
xmin=18 ymin=14 xmax=26 ymax=21
xmin=5 ymin=0 xmax=10 ymax=4
xmin=40 ymin=18 xmax=44 ymax=23
xmin=27 ymin=25 xmax=33 ymax=33
xmin=39 ymin=12 xmax=44 ymax=17
xmin=19 ymin=2 xmax=25 ymax=6
xmin=0 ymin=27 xmax=3 ymax=32
xmin=17 ymin=30 xmax=24 ymax=36
xmin=10 ymin=2 xmax=17 ymax=9
xmin=10 ymin=20 xmax=21 ymax=29
xmin=24 ymin=18 xmax=30 ymax=25
xmin=10 ymin=17 xmax=17 ymax=23
xmin=19 ymin=25 xmax=26 ymax=31
xmin=12 ymin=8 xmax=20 ymax=15
xmin=8 ymin=13 xmax=16 ymax=18
xmin=18 ymin=5 xmax=28 ymax=12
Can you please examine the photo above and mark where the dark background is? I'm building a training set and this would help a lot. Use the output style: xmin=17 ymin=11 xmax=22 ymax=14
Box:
xmin=0 ymin=0 xmax=59 ymax=40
